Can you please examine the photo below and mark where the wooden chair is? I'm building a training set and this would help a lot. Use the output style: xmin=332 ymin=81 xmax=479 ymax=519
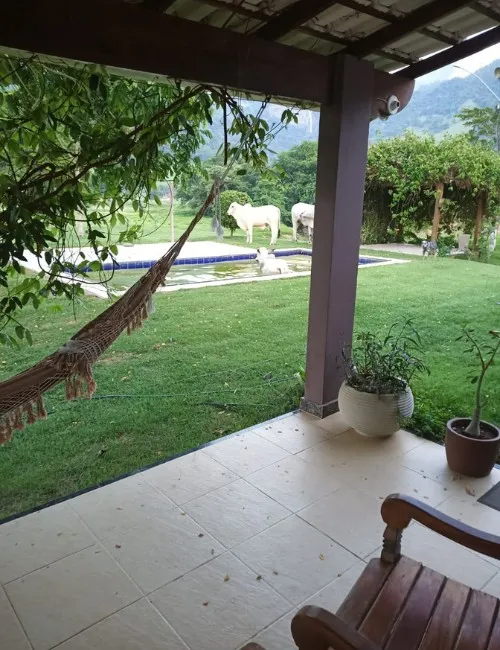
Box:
xmin=244 ymin=494 xmax=500 ymax=650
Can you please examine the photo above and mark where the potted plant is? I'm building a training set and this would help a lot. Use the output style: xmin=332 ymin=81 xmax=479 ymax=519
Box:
xmin=339 ymin=319 xmax=428 ymax=438
xmin=445 ymin=329 xmax=500 ymax=478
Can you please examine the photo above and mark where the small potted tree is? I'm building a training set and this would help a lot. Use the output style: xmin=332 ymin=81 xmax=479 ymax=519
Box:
xmin=445 ymin=329 xmax=500 ymax=478
xmin=339 ymin=319 xmax=428 ymax=438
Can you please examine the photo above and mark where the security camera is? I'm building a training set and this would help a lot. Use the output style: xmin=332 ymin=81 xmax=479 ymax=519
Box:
xmin=377 ymin=95 xmax=400 ymax=120
xmin=386 ymin=95 xmax=400 ymax=115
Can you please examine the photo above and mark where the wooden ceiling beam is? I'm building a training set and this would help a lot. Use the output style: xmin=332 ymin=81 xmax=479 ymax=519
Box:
xmin=255 ymin=0 xmax=339 ymax=40
xmin=345 ymin=0 xmax=471 ymax=58
xmin=0 ymin=0 xmax=330 ymax=103
xmin=402 ymin=25 xmax=500 ymax=79
xmin=337 ymin=0 xmax=459 ymax=46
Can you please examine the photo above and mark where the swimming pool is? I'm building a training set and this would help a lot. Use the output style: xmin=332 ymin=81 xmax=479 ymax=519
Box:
xmin=85 ymin=250 xmax=394 ymax=293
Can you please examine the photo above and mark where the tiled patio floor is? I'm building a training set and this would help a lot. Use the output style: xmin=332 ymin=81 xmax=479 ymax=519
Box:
xmin=2 ymin=411 xmax=500 ymax=650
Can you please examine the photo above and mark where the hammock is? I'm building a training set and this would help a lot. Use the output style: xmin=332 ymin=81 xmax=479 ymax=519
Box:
xmin=0 ymin=185 xmax=216 ymax=444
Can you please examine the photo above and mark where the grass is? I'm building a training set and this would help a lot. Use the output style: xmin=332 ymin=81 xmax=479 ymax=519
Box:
xmin=105 ymin=201 xmax=303 ymax=249
xmin=1 ymin=222 xmax=499 ymax=519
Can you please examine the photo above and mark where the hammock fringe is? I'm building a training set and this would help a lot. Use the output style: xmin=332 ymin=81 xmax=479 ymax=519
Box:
xmin=0 ymin=185 xmax=217 ymax=443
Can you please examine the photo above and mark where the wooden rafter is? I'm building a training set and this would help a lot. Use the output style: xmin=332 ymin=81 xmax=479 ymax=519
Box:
xmin=403 ymin=25 xmax=500 ymax=79
xmin=195 ymin=0 xmax=412 ymax=66
xmin=255 ymin=0 xmax=339 ymax=40
xmin=337 ymin=0 xmax=460 ymax=46
xmin=345 ymin=0 xmax=472 ymax=57
xmin=472 ymin=2 xmax=500 ymax=23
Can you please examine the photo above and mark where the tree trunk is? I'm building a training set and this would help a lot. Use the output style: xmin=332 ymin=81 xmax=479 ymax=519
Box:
xmin=473 ymin=190 xmax=485 ymax=248
xmin=431 ymin=182 xmax=444 ymax=242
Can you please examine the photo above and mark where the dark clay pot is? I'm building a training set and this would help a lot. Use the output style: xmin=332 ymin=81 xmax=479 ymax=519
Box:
xmin=445 ymin=418 xmax=500 ymax=478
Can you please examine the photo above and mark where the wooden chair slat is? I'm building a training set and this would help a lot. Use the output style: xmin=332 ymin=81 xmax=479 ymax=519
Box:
xmin=456 ymin=590 xmax=498 ymax=650
xmin=486 ymin=607 xmax=500 ymax=650
xmin=418 ymin=578 xmax=470 ymax=650
xmin=359 ymin=556 xmax=422 ymax=647
xmin=336 ymin=558 xmax=393 ymax=628
xmin=384 ymin=567 xmax=445 ymax=650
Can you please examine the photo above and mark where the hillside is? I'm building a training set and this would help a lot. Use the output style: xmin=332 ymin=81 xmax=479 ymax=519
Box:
xmin=198 ymin=59 xmax=500 ymax=157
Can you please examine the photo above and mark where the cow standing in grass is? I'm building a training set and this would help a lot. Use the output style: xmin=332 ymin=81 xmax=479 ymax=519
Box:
xmin=291 ymin=202 xmax=314 ymax=243
xmin=227 ymin=202 xmax=281 ymax=245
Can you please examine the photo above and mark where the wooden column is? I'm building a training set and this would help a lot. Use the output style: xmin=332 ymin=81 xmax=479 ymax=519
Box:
xmin=473 ymin=190 xmax=485 ymax=247
xmin=301 ymin=55 xmax=374 ymax=418
xmin=431 ymin=181 xmax=444 ymax=242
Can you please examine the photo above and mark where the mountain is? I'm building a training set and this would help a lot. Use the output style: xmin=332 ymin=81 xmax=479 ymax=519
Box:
xmin=198 ymin=59 xmax=500 ymax=158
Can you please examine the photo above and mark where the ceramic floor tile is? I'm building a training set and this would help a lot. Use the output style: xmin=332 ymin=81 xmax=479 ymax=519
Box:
xmin=299 ymin=486 xmax=385 ymax=559
xmin=183 ymin=479 xmax=290 ymax=548
xmin=203 ymin=432 xmax=290 ymax=477
xmin=402 ymin=441 xmax=500 ymax=497
xmin=245 ymin=562 xmax=365 ymax=650
xmin=0 ymin=502 xmax=95 ymax=585
xmin=233 ymin=516 xmax=358 ymax=605
xmin=343 ymin=462 xmax=451 ymax=507
xmin=308 ymin=412 xmax=353 ymax=437
xmin=142 ymin=450 xmax=238 ymax=505
xmin=297 ymin=428 xmax=424 ymax=474
xmin=57 ymin=598 xmax=188 ymax=650
xmin=5 ymin=545 xmax=141 ymax=650
xmin=248 ymin=609 xmax=298 ymax=650
xmin=69 ymin=473 xmax=176 ymax=541
xmin=151 ymin=552 xmax=290 ymax=650
xmin=303 ymin=561 xmax=366 ymax=611
xmin=481 ymin=571 xmax=500 ymax=599
xmin=0 ymin=584 xmax=31 ymax=650
xmin=430 ymin=494 xmax=500 ymax=567
xmin=253 ymin=415 xmax=329 ymax=454
xmin=103 ymin=508 xmax=224 ymax=593
xmin=397 ymin=522 xmax=498 ymax=590
xmin=438 ymin=495 xmax=500 ymax=536
xmin=245 ymin=455 xmax=343 ymax=512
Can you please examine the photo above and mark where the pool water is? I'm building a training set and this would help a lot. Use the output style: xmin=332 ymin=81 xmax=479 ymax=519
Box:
xmin=87 ymin=254 xmax=383 ymax=293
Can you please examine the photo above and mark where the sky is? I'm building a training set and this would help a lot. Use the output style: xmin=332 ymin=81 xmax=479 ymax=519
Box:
xmin=417 ymin=42 xmax=500 ymax=87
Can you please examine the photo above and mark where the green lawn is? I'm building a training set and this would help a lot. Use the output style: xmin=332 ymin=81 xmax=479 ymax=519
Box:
xmin=0 ymin=254 xmax=499 ymax=520
xmin=94 ymin=202 xmax=304 ymax=249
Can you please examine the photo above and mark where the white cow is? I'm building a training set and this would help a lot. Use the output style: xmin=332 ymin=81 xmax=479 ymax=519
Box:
xmin=291 ymin=202 xmax=315 ymax=243
xmin=227 ymin=202 xmax=281 ymax=245
xmin=256 ymin=248 xmax=289 ymax=275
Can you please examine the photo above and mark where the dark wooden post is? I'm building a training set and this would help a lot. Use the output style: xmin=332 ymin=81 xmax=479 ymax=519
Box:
xmin=431 ymin=181 xmax=444 ymax=242
xmin=301 ymin=55 xmax=374 ymax=418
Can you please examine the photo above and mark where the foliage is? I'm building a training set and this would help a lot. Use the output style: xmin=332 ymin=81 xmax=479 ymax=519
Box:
xmin=436 ymin=233 xmax=456 ymax=257
xmin=220 ymin=190 xmax=250 ymax=235
xmin=275 ymin=141 xmax=317 ymax=221
xmin=0 ymin=54 xmax=298 ymax=343
xmin=457 ymin=329 xmax=500 ymax=438
xmin=343 ymin=319 xmax=429 ymax=395
xmin=366 ymin=132 xmax=500 ymax=243
xmin=457 ymin=106 xmax=500 ymax=152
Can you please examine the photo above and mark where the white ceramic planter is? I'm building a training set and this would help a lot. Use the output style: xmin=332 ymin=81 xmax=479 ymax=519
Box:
xmin=338 ymin=381 xmax=414 ymax=438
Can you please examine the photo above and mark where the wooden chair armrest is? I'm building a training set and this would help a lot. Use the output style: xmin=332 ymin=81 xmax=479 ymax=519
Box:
xmin=381 ymin=493 xmax=500 ymax=562
xmin=291 ymin=606 xmax=381 ymax=650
